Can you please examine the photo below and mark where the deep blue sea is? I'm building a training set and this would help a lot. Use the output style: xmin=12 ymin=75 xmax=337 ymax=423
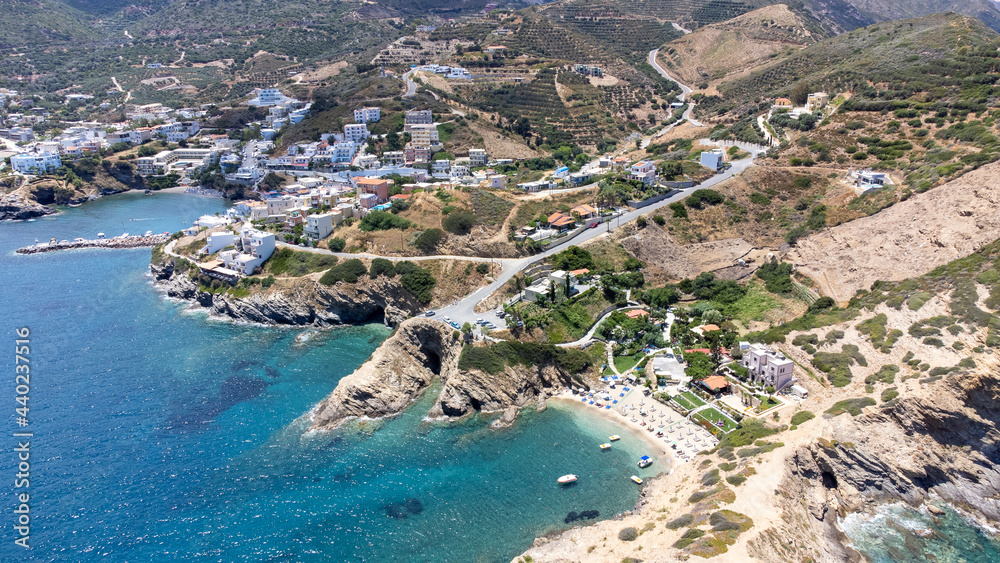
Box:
xmin=0 ymin=192 xmax=656 ymax=562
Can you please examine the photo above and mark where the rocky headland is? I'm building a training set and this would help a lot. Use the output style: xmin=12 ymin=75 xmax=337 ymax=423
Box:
xmin=0 ymin=193 xmax=57 ymax=221
xmin=150 ymin=259 xmax=422 ymax=326
xmin=309 ymin=317 xmax=592 ymax=431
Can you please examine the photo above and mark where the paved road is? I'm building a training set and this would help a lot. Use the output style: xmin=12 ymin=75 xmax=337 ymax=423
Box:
xmin=433 ymin=146 xmax=765 ymax=328
xmin=402 ymin=70 xmax=418 ymax=98
xmin=648 ymin=49 xmax=703 ymax=127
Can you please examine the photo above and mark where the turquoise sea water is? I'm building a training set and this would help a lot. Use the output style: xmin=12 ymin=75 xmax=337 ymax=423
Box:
xmin=841 ymin=502 xmax=1000 ymax=563
xmin=0 ymin=193 xmax=655 ymax=562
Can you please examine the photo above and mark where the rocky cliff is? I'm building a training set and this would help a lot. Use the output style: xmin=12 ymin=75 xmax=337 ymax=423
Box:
xmin=0 ymin=192 xmax=57 ymax=221
xmin=150 ymin=260 xmax=420 ymax=326
xmin=760 ymin=369 xmax=1000 ymax=560
xmin=309 ymin=318 xmax=588 ymax=431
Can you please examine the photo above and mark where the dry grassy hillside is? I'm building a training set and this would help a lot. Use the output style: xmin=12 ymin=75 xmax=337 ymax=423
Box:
xmin=657 ymin=5 xmax=816 ymax=89
xmin=787 ymin=159 xmax=1000 ymax=303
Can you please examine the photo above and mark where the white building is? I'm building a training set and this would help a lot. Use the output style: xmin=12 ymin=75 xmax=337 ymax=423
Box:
xmin=304 ymin=213 xmax=334 ymax=240
xmin=741 ymin=344 xmax=794 ymax=391
xmin=469 ymin=148 xmax=488 ymax=167
xmin=220 ymin=227 xmax=276 ymax=275
xmin=343 ymin=123 xmax=370 ymax=144
xmin=248 ymin=88 xmax=293 ymax=107
xmin=203 ymin=232 xmax=236 ymax=254
xmin=353 ymin=107 xmax=381 ymax=123
xmin=629 ymin=160 xmax=658 ymax=186
xmin=10 ymin=152 xmax=61 ymax=174
xmin=135 ymin=148 xmax=218 ymax=177
xmin=404 ymin=109 xmax=433 ymax=129
xmin=700 ymin=149 xmax=724 ymax=171
xmin=408 ymin=123 xmax=440 ymax=147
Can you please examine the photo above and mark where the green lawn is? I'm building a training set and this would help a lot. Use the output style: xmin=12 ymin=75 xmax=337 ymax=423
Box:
xmin=613 ymin=354 xmax=642 ymax=373
xmin=756 ymin=396 xmax=781 ymax=412
xmin=672 ymin=391 xmax=706 ymax=411
xmin=693 ymin=407 xmax=738 ymax=433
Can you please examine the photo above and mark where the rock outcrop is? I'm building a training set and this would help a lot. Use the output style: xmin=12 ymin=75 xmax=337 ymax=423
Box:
xmin=774 ymin=370 xmax=1000 ymax=559
xmin=0 ymin=193 xmax=56 ymax=221
xmin=151 ymin=260 xmax=420 ymax=326
xmin=309 ymin=318 xmax=589 ymax=431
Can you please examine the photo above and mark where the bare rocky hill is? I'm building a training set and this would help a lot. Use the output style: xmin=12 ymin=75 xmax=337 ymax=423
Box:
xmin=788 ymin=160 xmax=1000 ymax=303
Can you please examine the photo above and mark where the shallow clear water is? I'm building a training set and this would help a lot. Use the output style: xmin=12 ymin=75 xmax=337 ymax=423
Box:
xmin=0 ymin=193 xmax=656 ymax=562
xmin=841 ymin=501 xmax=1000 ymax=562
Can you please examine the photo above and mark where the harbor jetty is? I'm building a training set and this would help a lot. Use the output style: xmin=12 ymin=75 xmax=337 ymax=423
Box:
xmin=16 ymin=233 xmax=170 ymax=255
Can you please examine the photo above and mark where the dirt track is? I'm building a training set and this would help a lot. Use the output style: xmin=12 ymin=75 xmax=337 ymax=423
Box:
xmin=788 ymin=160 xmax=1000 ymax=303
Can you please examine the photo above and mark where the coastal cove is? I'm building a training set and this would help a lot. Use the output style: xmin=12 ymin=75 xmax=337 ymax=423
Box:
xmin=0 ymin=192 xmax=657 ymax=562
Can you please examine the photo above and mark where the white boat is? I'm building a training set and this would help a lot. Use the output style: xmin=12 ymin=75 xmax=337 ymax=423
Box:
xmin=638 ymin=455 xmax=653 ymax=468
xmin=557 ymin=474 xmax=578 ymax=485
xmin=630 ymin=475 xmax=643 ymax=484
xmin=609 ymin=435 xmax=621 ymax=442
xmin=599 ymin=443 xmax=611 ymax=450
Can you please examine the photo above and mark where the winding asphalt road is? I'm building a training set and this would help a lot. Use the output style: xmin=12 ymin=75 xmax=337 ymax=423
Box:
xmin=647 ymin=49 xmax=703 ymax=128
xmin=402 ymin=70 xmax=418 ymax=98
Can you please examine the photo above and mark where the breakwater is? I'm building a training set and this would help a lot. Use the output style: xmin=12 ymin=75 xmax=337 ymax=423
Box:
xmin=16 ymin=233 xmax=170 ymax=254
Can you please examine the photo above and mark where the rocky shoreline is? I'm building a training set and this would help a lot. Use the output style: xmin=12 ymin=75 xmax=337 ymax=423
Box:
xmin=309 ymin=317 xmax=591 ymax=431
xmin=0 ymin=193 xmax=57 ymax=221
xmin=150 ymin=259 xmax=423 ymax=327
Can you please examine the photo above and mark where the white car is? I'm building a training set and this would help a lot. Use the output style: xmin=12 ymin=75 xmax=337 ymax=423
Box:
xmin=444 ymin=316 xmax=452 ymax=323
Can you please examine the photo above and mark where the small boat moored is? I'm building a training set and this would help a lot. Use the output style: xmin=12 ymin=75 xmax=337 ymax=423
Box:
xmin=638 ymin=455 xmax=653 ymax=468
xmin=630 ymin=475 xmax=643 ymax=484
xmin=599 ymin=443 xmax=612 ymax=450
xmin=557 ymin=474 xmax=578 ymax=485
xmin=609 ymin=435 xmax=621 ymax=442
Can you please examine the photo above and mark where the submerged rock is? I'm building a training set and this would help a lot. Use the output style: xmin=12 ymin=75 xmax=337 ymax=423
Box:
xmin=384 ymin=497 xmax=423 ymax=520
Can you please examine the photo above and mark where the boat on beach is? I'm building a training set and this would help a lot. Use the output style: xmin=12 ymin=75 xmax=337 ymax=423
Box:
xmin=599 ymin=443 xmax=611 ymax=450
xmin=630 ymin=475 xmax=643 ymax=484
xmin=609 ymin=435 xmax=620 ymax=441
xmin=557 ymin=474 xmax=578 ymax=485
xmin=638 ymin=455 xmax=652 ymax=468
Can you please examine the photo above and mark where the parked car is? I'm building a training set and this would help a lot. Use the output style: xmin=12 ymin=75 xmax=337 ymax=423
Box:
xmin=425 ymin=310 xmax=435 ymax=317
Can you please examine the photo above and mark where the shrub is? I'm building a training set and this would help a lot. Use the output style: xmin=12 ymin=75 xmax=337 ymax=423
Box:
xmin=790 ymin=411 xmax=815 ymax=426
xmin=400 ymin=266 xmax=436 ymax=304
xmin=749 ymin=192 xmax=771 ymax=205
xmin=636 ymin=216 xmax=648 ymax=228
xmin=327 ymin=237 xmax=346 ymax=252
xmin=881 ymin=387 xmax=899 ymax=402
xmin=652 ymin=215 xmax=666 ymax=226
xmin=670 ymin=201 xmax=688 ymax=219
xmin=686 ymin=189 xmax=725 ymax=209
xmin=369 ymin=258 xmax=396 ymax=278
xmin=618 ymin=527 xmax=638 ymax=542
xmin=718 ymin=462 xmax=738 ymax=472
xmin=413 ymin=228 xmax=444 ymax=252
xmin=443 ymin=211 xmax=477 ymax=235
xmin=319 ymin=259 xmax=367 ymax=285
xmin=360 ymin=210 xmax=411 ymax=231
xmin=665 ymin=514 xmax=694 ymax=530
xmin=476 ymin=263 xmax=489 ymax=275
xmin=825 ymin=397 xmax=876 ymax=417
xmin=701 ymin=469 xmax=720 ymax=486
xmin=265 ymin=247 xmax=337 ymax=276
xmin=673 ymin=528 xmax=706 ymax=549
xmin=725 ymin=475 xmax=746 ymax=486
xmin=551 ymin=246 xmax=594 ymax=271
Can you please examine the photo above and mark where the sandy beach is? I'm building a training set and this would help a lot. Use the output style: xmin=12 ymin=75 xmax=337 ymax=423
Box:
xmin=550 ymin=379 xmax=720 ymax=471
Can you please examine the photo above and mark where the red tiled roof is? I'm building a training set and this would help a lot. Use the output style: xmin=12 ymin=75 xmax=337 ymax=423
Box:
xmin=625 ymin=309 xmax=649 ymax=319
xmin=701 ymin=375 xmax=729 ymax=391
